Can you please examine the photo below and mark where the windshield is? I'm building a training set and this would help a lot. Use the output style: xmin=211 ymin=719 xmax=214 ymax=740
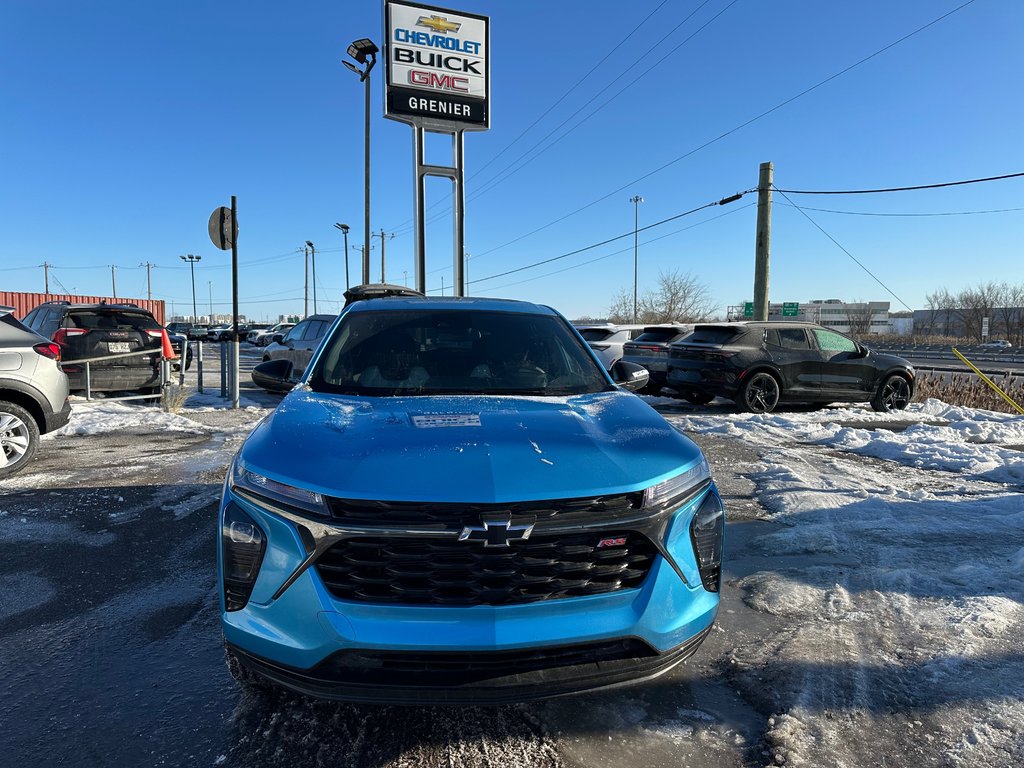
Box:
xmin=309 ymin=309 xmax=612 ymax=397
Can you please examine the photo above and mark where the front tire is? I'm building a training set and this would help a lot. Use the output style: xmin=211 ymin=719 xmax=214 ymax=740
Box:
xmin=871 ymin=374 xmax=911 ymax=412
xmin=0 ymin=401 xmax=40 ymax=478
xmin=737 ymin=371 xmax=781 ymax=414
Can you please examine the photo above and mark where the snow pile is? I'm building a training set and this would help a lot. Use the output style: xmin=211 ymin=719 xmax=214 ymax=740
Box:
xmin=53 ymin=401 xmax=213 ymax=436
xmin=698 ymin=400 xmax=1024 ymax=767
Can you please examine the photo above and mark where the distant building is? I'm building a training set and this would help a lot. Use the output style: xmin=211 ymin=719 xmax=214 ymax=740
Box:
xmin=728 ymin=299 xmax=891 ymax=334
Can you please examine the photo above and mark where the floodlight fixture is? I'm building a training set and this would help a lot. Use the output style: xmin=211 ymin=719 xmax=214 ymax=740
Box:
xmin=347 ymin=39 xmax=379 ymax=64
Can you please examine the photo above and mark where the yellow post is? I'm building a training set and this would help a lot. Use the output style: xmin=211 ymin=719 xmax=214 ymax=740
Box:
xmin=950 ymin=347 xmax=1024 ymax=414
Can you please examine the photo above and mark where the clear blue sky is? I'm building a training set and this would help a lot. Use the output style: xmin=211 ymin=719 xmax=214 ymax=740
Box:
xmin=1 ymin=0 xmax=1022 ymax=321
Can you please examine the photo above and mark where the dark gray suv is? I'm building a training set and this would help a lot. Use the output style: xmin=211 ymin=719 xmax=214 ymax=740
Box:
xmin=0 ymin=307 xmax=71 ymax=478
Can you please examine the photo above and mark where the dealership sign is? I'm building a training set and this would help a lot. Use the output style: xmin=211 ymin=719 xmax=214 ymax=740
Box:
xmin=384 ymin=1 xmax=490 ymax=130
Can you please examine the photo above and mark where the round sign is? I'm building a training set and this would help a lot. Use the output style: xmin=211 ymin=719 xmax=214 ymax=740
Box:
xmin=208 ymin=206 xmax=237 ymax=251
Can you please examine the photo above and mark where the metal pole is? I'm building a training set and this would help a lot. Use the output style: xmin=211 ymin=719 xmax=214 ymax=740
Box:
xmin=311 ymin=244 xmax=318 ymax=312
xmin=197 ymin=341 xmax=204 ymax=394
xmin=753 ymin=161 xmax=773 ymax=322
xmin=111 ymin=265 xmax=117 ymax=299
xmin=629 ymin=195 xmax=643 ymax=323
xmin=146 ymin=262 xmax=152 ymax=301
xmin=208 ymin=281 xmax=213 ymax=322
xmin=303 ymin=245 xmax=309 ymax=318
xmin=380 ymin=229 xmax=386 ymax=284
xmin=43 ymin=262 xmax=49 ymax=293
xmin=342 ymin=228 xmax=350 ymax=289
xmin=453 ymin=130 xmax=465 ymax=297
xmin=413 ymin=125 xmax=426 ymax=293
xmin=189 ymin=261 xmax=197 ymax=323
xmin=363 ymin=70 xmax=371 ymax=285
xmin=231 ymin=195 xmax=240 ymax=410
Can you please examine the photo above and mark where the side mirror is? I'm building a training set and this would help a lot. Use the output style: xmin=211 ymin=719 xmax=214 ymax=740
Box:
xmin=611 ymin=360 xmax=649 ymax=392
xmin=251 ymin=359 xmax=296 ymax=392
xmin=272 ymin=333 xmax=285 ymax=344
xmin=853 ymin=344 xmax=868 ymax=358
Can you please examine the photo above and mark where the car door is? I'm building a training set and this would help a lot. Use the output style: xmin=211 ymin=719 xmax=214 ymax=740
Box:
xmin=812 ymin=328 xmax=875 ymax=397
xmin=275 ymin=320 xmax=308 ymax=367
xmin=764 ymin=327 xmax=822 ymax=396
xmin=294 ymin=319 xmax=327 ymax=374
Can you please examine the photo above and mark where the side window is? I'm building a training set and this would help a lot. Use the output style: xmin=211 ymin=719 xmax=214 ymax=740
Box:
xmin=813 ymin=329 xmax=857 ymax=353
xmin=22 ymin=308 xmax=40 ymax=329
xmin=41 ymin=308 xmax=65 ymax=334
xmin=302 ymin=320 xmax=326 ymax=341
xmin=776 ymin=328 xmax=810 ymax=349
xmin=283 ymin=321 xmax=307 ymax=342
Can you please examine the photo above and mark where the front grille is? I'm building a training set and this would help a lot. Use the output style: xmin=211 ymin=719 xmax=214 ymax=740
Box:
xmin=326 ymin=493 xmax=643 ymax=526
xmin=314 ymin=638 xmax=657 ymax=686
xmin=315 ymin=530 xmax=658 ymax=606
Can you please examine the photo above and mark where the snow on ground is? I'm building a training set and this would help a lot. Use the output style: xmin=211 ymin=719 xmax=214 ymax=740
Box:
xmin=670 ymin=400 xmax=1024 ymax=767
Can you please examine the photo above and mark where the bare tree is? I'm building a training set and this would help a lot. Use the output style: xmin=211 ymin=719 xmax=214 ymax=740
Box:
xmin=845 ymin=300 xmax=873 ymax=338
xmin=606 ymin=288 xmax=635 ymax=324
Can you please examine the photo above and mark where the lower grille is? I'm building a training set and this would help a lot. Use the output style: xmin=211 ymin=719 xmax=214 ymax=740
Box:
xmin=315 ymin=531 xmax=658 ymax=606
xmin=315 ymin=638 xmax=657 ymax=686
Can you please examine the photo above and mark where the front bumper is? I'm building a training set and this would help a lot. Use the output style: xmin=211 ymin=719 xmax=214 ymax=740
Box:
xmin=220 ymin=484 xmax=721 ymax=703
xmin=228 ymin=626 xmax=711 ymax=705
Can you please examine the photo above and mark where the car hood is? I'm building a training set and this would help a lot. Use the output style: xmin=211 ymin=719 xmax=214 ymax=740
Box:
xmin=867 ymin=350 xmax=914 ymax=370
xmin=240 ymin=389 xmax=703 ymax=502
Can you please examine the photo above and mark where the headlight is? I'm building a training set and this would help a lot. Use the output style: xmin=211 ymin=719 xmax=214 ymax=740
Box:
xmin=229 ymin=457 xmax=329 ymax=517
xmin=221 ymin=503 xmax=267 ymax=611
xmin=644 ymin=457 xmax=711 ymax=512
xmin=689 ymin=491 xmax=724 ymax=592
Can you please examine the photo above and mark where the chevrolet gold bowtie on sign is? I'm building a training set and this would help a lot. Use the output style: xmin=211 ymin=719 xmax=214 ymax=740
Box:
xmin=417 ymin=14 xmax=461 ymax=33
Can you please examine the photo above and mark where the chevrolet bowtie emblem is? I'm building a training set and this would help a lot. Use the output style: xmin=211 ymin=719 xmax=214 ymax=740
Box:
xmin=458 ymin=518 xmax=534 ymax=548
xmin=417 ymin=15 xmax=461 ymax=34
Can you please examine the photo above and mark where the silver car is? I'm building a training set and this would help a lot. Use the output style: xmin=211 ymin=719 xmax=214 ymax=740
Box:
xmin=620 ymin=324 xmax=695 ymax=394
xmin=0 ymin=306 xmax=71 ymax=478
xmin=575 ymin=323 xmax=647 ymax=369
xmin=258 ymin=314 xmax=335 ymax=383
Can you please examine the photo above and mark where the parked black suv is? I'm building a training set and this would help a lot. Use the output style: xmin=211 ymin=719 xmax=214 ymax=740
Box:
xmin=22 ymin=301 xmax=168 ymax=393
xmin=666 ymin=322 xmax=915 ymax=413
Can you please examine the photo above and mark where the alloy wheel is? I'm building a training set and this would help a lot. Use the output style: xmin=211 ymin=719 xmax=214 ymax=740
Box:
xmin=744 ymin=373 xmax=780 ymax=413
xmin=881 ymin=376 xmax=911 ymax=411
xmin=0 ymin=411 xmax=31 ymax=467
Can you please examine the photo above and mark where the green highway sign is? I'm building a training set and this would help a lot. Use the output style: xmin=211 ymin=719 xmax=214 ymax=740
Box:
xmin=743 ymin=302 xmax=754 ymax=318
xmin=782 ymin=302 xmax=800 ymax=317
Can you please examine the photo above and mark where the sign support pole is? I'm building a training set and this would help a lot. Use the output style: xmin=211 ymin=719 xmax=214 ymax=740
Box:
xmin=413 ymin=126 xmax=466 ymax=296
xmin=231 ymin=194 xmax=240 ymax=410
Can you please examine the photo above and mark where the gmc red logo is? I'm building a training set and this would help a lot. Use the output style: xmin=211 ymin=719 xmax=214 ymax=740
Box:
xmin=409 ymin=69 xmax=470 ymax=93
xmin=597 ymin=537 xmax=627 ymax=549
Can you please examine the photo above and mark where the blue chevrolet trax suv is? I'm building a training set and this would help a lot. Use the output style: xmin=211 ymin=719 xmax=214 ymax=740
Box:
xmin=219 ymin=296 xmax=725 ymax=704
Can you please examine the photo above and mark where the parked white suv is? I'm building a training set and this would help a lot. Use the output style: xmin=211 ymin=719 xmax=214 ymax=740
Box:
xmin=0 ymin=307 xmax=71 ymax=478
xmin=574 ymin=324 xmax=647 ymax=369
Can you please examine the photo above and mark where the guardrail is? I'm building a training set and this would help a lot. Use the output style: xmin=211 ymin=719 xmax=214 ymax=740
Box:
xmin=64 ymin=347 xmax=186 ymax=402
xmin=870 ymin=345 xmax=1024 ymax=365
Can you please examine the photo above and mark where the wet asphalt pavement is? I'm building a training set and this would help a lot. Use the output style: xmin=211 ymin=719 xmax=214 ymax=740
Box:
xmin=0 ymin=398 xmax=780 ymax=768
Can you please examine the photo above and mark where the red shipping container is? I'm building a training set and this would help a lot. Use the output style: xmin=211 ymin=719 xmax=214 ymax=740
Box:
xmin=0 ymin=291 xmax=165 ymax=325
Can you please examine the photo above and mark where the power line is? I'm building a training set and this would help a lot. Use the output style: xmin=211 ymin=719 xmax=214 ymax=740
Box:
xmin=467 ymin=193 xmax=745 ymax=287
xmin=773 ymin=171 xmax=1024 ymax=195
xmin=467 ymin=0 xmax=979 ymax=263
xmin=773 ymin=187 xmax=913 ymax=312
xmin=470 ymin=201 xmax=756 ymax=296
xmin=774 ymin=202 xmax=1024 ymax=217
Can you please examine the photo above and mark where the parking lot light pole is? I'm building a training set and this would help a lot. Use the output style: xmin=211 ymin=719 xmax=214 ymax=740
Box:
xmin=180 ymin=254 xmax=201 ymax=323
xmin=343 ymin=38 xmax=378 ymax=286
xmin=334 ymin=223 xmax=350 ymax=290
xmin=629 ymin=196 xmax=643 ymax=323
xmin=306 ymin=240 xmax=317 ymax=313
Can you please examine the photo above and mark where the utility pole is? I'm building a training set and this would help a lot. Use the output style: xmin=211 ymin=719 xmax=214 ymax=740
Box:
xmin=140 ymin=261 xmax=154 ymax=300
xmin=753 ymin=161 xmax=773 ymax=321
xmin=464 ymin=251 xmax=470 ymax=294
xmin=303 ymin=245 xmax=309 ymax=318
xmin=441 ymin=275 xmax=445 ymax=296
xmin=306 ymin=241 xmax=318 ymax=313
xmin=208 ymin=281 xmax=213 ymax=323
xmin=373 ymin=230 xmax=394 ymax=283
xmin=110 ymin=265 xmax=118 ymax=299
xmin=629 ymin=195 xmax=644 ymax=323
xmin=42 ymin=262 xmax=50 ymax=294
